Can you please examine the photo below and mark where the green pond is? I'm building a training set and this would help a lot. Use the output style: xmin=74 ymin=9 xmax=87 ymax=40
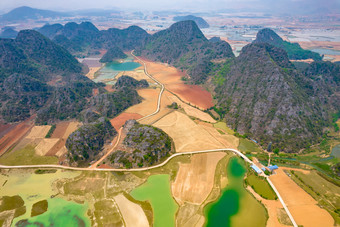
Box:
xmin=204 ymin=157 xmax=266 ymax=227
xmin=331 ymin=144 xmax=340 ymax=158
xmin=14 ymin=198 xmax=90 ymax=227
xmin=130 ymin=174 xmax=178 ymax=227
xmin=93 ymin=56 xmax=141 ymax=84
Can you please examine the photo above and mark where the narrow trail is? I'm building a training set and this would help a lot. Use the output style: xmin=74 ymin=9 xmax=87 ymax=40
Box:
xmin=0 ymin=52 xmax=297 ymax=227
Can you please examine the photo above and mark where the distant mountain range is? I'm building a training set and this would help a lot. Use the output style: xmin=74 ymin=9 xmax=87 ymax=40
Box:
xmin=0 ymin=19 xmax=339 ymax=154
xmin=0 ymin=6 xmax=68 ymax=22
xmin=173 ymin=15 xmax=210 ymax=28
xmin=38 ymin=22 xmax=150 ymax=56
xmin=0 ymin=27 xmax=18 ymax=38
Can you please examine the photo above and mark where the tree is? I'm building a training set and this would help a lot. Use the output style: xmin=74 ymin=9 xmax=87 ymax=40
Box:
xmin=273 ymin=148 xmax=279 ymax=155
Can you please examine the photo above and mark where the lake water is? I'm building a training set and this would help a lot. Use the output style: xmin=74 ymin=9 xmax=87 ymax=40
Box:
xmin=93 ymin=56 xmax=141 ymax=84
xmin=14 ymin=198 xmax=90 ymax=227
xmin=130 ymin=174 xmax=178 ymax=227
xmin=204 ymin=157 xmax=266 ymax=227
xmin=331 ymin=144 xmax=340 ymax=158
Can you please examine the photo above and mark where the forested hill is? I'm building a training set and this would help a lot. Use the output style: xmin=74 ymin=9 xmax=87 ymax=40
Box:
xmin=173 ymin=15 xmax=210 ymax=28
xmin=136 ymin=20 xmax=234 ymax=84
xmin=38 ymin=22 xmax=150 ymax=56
xmin=211 ymin=42 xmax=340 ymax=152
xmin=0 ymin=30 xmax=96 ymax=123
xmin=254 ymin=28 xmax=322 ymax=61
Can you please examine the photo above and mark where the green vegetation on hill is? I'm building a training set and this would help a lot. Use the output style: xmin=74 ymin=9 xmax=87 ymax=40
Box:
xmin=136 ymin=20 xmax=234 ymax=84
xmin=254 ymin=28 xmax=322 ymax=61
xmin=100 ymin=47 xmax=127 ymax=63
xmin=38 ymin=22 xmax=150 ymax=56
xmin=114 ymin=75 xmax=148 ymax=89
xmin=108 ymin=120 xmax=173 ymax=168
xmin=0 ymin=29 xmax=97 ymax=124
xmin=66 ymin=117 xmax=116 ymax=167
xmin=212 ymin=42 xmax=339 ymax=152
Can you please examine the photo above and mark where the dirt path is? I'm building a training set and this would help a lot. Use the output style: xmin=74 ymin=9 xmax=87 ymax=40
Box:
xmin=89 ymin=128 xmax=122 ymax=169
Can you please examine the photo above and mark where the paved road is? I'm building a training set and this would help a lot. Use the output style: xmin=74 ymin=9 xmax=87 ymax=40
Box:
xmin=0 ymin=52 xmax=298 ymax=227
xmin=131 ymin=50 xmax=165 ymax=122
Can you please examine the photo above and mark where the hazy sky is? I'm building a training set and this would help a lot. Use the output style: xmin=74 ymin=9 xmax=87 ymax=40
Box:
xmin=0 ymin=0 xmax=339 ymax=14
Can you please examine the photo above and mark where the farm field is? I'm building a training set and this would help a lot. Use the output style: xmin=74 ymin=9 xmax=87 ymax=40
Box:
xmin=172 ymin=152 xmax=226 ymax=204
xmin=153 ymin=111 xmax=225 ymax=152
xmin=289 ymin=170 xmax=340 ymax=224
xmin=110 ymin=112 xmax=143 ymax=130
xmin=269 ymin=168 xmax=334 ymax=227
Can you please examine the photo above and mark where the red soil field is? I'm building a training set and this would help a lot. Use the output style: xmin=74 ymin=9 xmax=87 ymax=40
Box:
xmin=110 ymin=113 xmax=143 ymax=131
xmin=105 ymin=85 xmax=115 ymax=93
xmin=136 ymin=57 xmax=214 ymax=110
xmin=97 ymin=164 xmax=113 ymax=169
xmin=0 ymin=123 xmax=15 ymax=139
xmin=51 ymin=122 xmax=70 ymax=138
xmin=0 ymin=117 xmax=35 ymax=155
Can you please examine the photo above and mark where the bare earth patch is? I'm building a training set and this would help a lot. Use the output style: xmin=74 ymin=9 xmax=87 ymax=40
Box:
xmin=110 ymin=112 xmax=143 ymax=131
xmin=172 ymin=152 xmax=226 ymax=205
xmin=0 ymin=117 xmax=34 ymax=155
xmin=126 ymin=88 xmax=160 ymax=117
xmin=153 ymin=111 xmax=224 ymax=153
xmin=270 ymin=168 xmax=334 ymax=227
xmin=135 ymin=59 xmax=214 ymax=109
xmin=114 ymin=194 xmax=149 ymax=227
xmin=85 ymin=67 xmax=100 ymax=80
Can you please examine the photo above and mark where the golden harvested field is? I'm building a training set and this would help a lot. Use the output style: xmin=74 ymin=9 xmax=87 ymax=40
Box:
xmin=126 ymin=88 xmax=159 ymax=117
xmin=85 ymin=67 xmax=100 ymax=80
xmin=63 ymin=121 xmax=81 ymax=139
xmin=153 ymin=111 xmax=225 ymax=153
xmin=270 ymin=168 xmax=334 ymax=227
xmin=198 ymin=122 xmax=239 ymax=149
xmin=35 ymin=138 xmax=59 ymax=156
xmin=172 ymin=152 xmax=226 ymax=205
xmin=114 ymin=194 xmax=149 ymax=227
xmin=25 ymin=126 xmax=51 ymax=139
xmin=116 ymin=69 xmax=153 ymax=82
xmin=167 ymin=95 xmax=216 ymax=123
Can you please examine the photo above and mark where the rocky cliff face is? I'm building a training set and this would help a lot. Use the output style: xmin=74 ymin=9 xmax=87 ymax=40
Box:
xmin=108 ymin=120 xmax=173 ymax=168
xmin=254 ymin=28 xmax=322 ymax=61
xmin=136 ymin=20 xmax=234 ymax=84
xmin=0 ymin=30 xmax=95 ymax=123
xmin=213 ymin=43 xmax=330 ymax=152
xmin=65 ymin=117 xmax=116 ymax=167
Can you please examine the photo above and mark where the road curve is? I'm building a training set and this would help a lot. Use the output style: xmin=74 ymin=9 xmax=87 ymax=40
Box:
xmin=0 ymin=52 xmax=297 ymax=227
xmin=131 ymin=50 xmax=165 ymax=122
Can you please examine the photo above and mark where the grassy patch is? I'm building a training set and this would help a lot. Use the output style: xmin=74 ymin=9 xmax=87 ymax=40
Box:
xmin=45 ymin=124 xmax=56 ymax=138
xmin=246 ymin=174 xmax=277 ymax=200
xmin=213 ymin=122 xmax=234 ymax=135
xmin=238 ymin=138 xmax=261 ymax=153
xmin=0 ymin=145 xmax=58 ymax=166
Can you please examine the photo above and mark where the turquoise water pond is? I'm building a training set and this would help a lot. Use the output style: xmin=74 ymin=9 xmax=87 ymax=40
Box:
xmin=93 ymin=56 xmax=141 ymax=83
xmin=14 ymin=198 xmax=90 ymax=227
